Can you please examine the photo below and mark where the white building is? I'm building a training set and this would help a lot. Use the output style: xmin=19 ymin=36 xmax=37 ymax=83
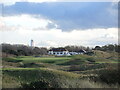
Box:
xmin=30 ymin=39 xmax=34 ymax=47
xmin=69 ymin=49 xmax=86 ymax=55
xmin=48 ymin=48 xmax=71 ymax=56
xmin=48 ymin=48 xmax=86 ymax=56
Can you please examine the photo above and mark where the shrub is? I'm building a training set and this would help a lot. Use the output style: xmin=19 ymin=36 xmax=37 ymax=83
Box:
xmin=86 ymin=57 xmax=95 ymax=62
xmin=97 ymin=68 xmax=120 ymax=85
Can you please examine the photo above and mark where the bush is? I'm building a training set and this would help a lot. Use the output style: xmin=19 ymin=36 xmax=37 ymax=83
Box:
xmin=97 ymin=68 xmax=120 ymax=85
xmin=86 ymin=57 xmax=95 ymax=62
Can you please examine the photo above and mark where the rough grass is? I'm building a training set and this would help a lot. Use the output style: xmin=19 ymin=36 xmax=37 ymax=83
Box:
xmin=68 ymin=63 xmax=106 ymax=71
xmin=2 ymin=68 xmax=81 ymax=88
xmin=96 ymin=68 xmax=120 ymax=85
xmin=2 ymin=68 xmax=118 ymax=88
xmin=68 ymin=63 xmax=118 ymax=72
xmin=2 ymin=73 xmax=21 ymax=88
xmin=58 ymin=55 xmax=96 ymax=65
xmin=2 ymin=50 xmax=120 ymax=88
xmin=93 ymin=50 xmax=119 ymax=63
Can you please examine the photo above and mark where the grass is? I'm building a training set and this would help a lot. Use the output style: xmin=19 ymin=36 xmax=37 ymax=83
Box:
xmin=2 ymin=68 xmax=118 ymax=88
xmin=3 ymin=56 xmax=71 ymax=65
xmin=2 ymin=50 xmax=120 ymax=88
xmin=2 ymin=68 xmax=81 ymax=78
xmin=2 ymin=73 xmax=21 ymax=88
xmin=2 ymin=50 xmax=119 ymax=65
xmin=58 ymin=55 xmax=95 ymax=65
xmin=93 ymin=50 xmax=119 ymax=62
xmin=2 ymin=68 xmax=81 ymax=88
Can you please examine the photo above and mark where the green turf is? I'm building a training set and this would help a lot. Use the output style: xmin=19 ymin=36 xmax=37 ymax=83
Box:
xmin=3 ymin=50 xmax=119 ymax=65
xmin=2 ymin=50 xmax=120 ymax=88
xmin=2 ymin=56 xmax=72 ymax=65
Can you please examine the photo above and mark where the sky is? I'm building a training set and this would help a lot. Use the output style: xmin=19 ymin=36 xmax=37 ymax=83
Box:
xmin=0 ymin=0 xmax=118 ymax=48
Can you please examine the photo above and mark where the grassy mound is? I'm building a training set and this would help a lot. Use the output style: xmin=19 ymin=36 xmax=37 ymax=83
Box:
xmin=58 ymin=55 xmax=95 ymax=65
xmin=2 ymin=68 xmax=80 ymax=88
xmin=2 ymin=68 xmax=115 ymax=88
xmin=97 ymin=68 xmax=120 ymax=85
xmin=19 ymin=63 xmax=45 ymax=68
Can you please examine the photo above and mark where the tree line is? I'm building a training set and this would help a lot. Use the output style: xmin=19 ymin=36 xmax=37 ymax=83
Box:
xmin=94 ymin=44 xmax=120 ymax=53
xmin=64 ymin=45 xmax=91 ymax=52
xmin=1 ymin=43 xmax=120 ymax=56
xmin=1 ymin=43 xmax=47 ymax=56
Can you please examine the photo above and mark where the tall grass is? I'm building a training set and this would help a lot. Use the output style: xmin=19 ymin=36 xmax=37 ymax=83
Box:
xmin=2 ymin=68 xmax=119 ymax=88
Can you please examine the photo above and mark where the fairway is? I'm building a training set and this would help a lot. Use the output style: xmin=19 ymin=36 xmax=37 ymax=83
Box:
xmin=19 ymin=56 xmax=71 ymax=60
xmin=3 ymin=56 xmax=72 ymax=64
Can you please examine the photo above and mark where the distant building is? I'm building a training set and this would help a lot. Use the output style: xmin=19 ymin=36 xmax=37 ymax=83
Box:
xmin=48 ymin=48 xmax=71 ymax=56
xmin=30 ymin=39 xmax=34 ymax=47
xmin=69 ymin=49 xmax=86 ymax=55
xmin=77 ymin=49 xmax=86 ymax=54
xmin=48 ymin=48 xmax=86 ymax=56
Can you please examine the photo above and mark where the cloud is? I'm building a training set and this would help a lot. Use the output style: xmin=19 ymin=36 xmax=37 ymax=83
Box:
xmin=3 ymin=2 xmax=118 ymax=31
xmin=0 ymin=16 xmax=21 ymax=31
xmin=0 ymin=27 xmax=118 ymax=47
xmin=0 ymin=2 xmax=118 ymax=47
xmin=38 ymin=40 xmax=59 ymax=47
xmin=0 ymin=14 xmax=57 ymax=31
xmin=0 ymin=14 xmax=118 ymax=47
xmin=0 ymin=0 xmax=57 ymax=6
xmin=53 ymin=28 xmax=118 ymax=46
xmin=0 ymin=0 xmax=119 ymax=6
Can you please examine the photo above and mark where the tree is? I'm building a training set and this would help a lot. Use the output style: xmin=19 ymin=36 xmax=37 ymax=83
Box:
xmin=94 ymin=46 xmax=101 ymax=50
xmin=107 ymin=44 xmax=115 ymax=51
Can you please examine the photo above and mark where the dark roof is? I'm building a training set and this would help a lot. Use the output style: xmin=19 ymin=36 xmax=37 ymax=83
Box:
xmin=49 ymin=48 xmax=67 ymax=52
xmin=76 ymin=49 xmax=86 ymax=53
